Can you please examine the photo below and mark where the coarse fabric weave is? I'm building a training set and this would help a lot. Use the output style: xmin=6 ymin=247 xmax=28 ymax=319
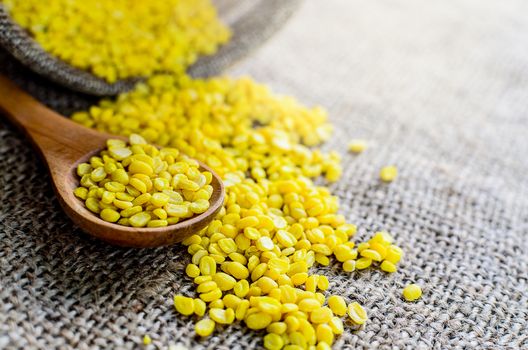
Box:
xmin=1 ymin=0 xmax=528 ymax=349
xmin=0 ymin=0 xmax=301 ymax=96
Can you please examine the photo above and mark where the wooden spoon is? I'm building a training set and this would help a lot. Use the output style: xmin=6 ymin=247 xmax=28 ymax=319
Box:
xmin=0 ymin=75 xmax=225 ymax=248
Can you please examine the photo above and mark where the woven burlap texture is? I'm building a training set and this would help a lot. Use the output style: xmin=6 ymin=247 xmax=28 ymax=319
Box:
xmin=0 ymin=0 xmax=301 ymax=96
xmin=1 ymin=0 xmax=528 ymax=349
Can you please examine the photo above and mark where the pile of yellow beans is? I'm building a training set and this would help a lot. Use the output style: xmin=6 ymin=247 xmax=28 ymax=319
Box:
xmin=74 ymin=134 xmax=213 ymax=227
xmin=72 ymin=74 xmax=405 ymax=349
xmin=3 ymin=0 xmax=230 ymax=82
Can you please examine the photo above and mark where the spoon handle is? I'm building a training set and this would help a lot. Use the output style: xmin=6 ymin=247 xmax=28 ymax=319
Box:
xmin=0 ymin=75 xmax=109 ymax=162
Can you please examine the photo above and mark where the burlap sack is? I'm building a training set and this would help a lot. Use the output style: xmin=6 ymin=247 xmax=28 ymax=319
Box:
xmin=1 ymin=0 xmax=527 ymax=349
xmin=0 ymin=0 xmax=301 ymax=95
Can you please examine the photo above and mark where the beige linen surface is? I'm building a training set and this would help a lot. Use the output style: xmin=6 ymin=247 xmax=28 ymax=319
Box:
xmin=1 ymin=0 xmax=528 ymax=349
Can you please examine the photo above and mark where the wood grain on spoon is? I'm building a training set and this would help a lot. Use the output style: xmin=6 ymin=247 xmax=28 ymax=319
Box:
xmin=0 ymin=75 xmax=225 ymax=247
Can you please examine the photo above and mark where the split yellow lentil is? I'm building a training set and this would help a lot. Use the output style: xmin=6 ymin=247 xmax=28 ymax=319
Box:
xmin=195 ymin=318 xmax=215 ymax=337
xmin=380 ymin=165 xmax=398 ymax=182
xmin=74 ymin=134 xmax=212 ymax=227
xmin=347 ymin=302 xmax=367 ymax=325
xmin=143 ymin=335 xmax=152 ymax=346
xmin=403 ymin=284 xmax=422 ymax=301
xmin=327 ymin=296 xmax=347 ymax=316
xmin=348 ymin=140 xmax=367 ymax=154
xmin=3 ymin=0 xmax=230 ymax=82
xmin=72 ymin=74 xmax=408 ymax=349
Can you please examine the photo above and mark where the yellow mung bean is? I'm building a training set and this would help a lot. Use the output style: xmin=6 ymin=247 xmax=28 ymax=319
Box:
xmin=199 ymin=288 xmax=222 ymax=303
xmin=310 ymin=307 xmax=333 ymax=324
xmin=195 ymin=319 xmax=215 ymax=337
xmin=347 ymin=302 xmax=367 ymax=325
xmin=348 ymin=140 xmax=367 ymax=154
xmin=360 ymin=249 xmax=383 ymax=262
xmin=99 ymin=208 xmax=120 ymax=223
xmin=316 ymin=324 xmax=334 ymax=345
xmin=209 ymin=308 xmax=235 ymax=325
xmin=329 ymin=316 xmax=344 ymax=335
xmin=385 ymin=246 xmax=403 ymax=264
xmin=343 ymin=259 xmax=356 ymax=272
xmin=208 ymin=300 xmax=224 ymax=310
xmin=403 ymin=284 xmax=422 ymax=301
xmin=317 ymin=342 xmax=332 ymax=350
xmin=193 ymin=299 xmax=206 ymax=317
xmin=174 ymin=295 xmax=194 ymax=316
xmin=380 ymin=165 xmax=398 ymax=182
xmin=327 ymin=295 xmax=347 ymax=316
xmin=356 ymin=257 xmax=372 ymax=270
xmin=246 ymin=312 xmax=272 ymax=330
xmin=264 ymin=333 xmax=284 ymax=350
xmin=142 ymin=335 xmax=152 ymax=345
xmin=223 ymin=294 xmax=242 ymax=309
xmin=380 ymin=260 xmax=397 ymax=273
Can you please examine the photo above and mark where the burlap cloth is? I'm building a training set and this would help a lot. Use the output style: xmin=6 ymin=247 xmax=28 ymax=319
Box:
xmin=1 ymin=0 xmax=528 ymax=349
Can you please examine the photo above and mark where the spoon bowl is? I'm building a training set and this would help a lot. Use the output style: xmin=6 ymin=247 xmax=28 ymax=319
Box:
xmin=63 ymin=149 xmax=224 ymax=247
xmin=0 ymin=75 xmax=225 ymax=247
